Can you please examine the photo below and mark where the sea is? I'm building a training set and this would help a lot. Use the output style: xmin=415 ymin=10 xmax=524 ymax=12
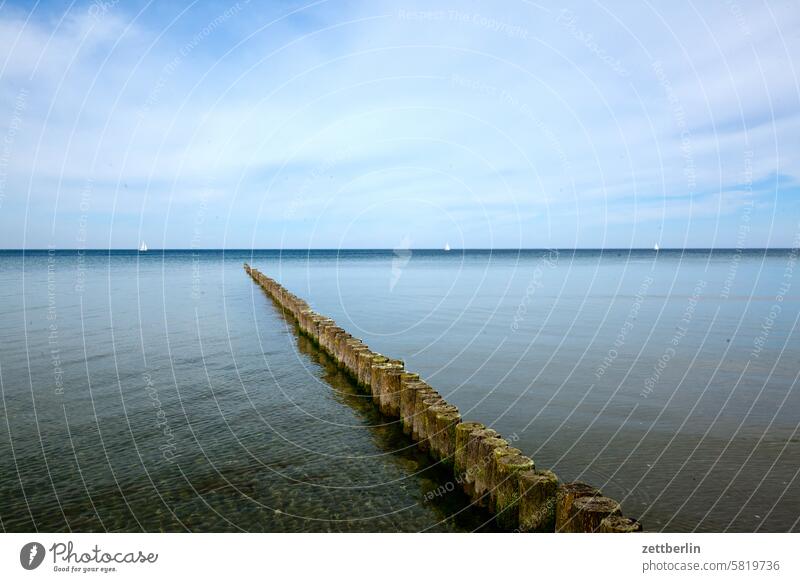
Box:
xmin=0 ymin=249 xmax=797 ymax=532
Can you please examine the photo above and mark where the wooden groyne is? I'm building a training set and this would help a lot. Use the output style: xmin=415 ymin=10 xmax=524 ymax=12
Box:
xmin=244 ymin=263 xmax=642 ymax=533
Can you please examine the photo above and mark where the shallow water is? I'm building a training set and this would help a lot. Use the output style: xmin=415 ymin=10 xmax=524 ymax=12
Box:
xmin=0 ymin=249 xmax=798 ymax=532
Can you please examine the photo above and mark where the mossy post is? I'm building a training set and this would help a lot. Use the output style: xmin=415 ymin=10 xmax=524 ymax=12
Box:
xmin=325 ymin=326 xmax=346 ymax=356
xmin=565 ymin=496 xmax=622 ymax=533
xmin=418 ymin=394 xmax=445 ymax=452
xmin=518 ymin=469 xmax=558 ymax=532
xmin=309 ymin=314 xmax=328 ymax=344
xmin=474 ymin=437 xmax=509 ymax=505
xmin=317 ymin=320 xmax=335 ymax=352
xmin=382 ymin=369 xmax=413 ymax=417
xmin=297 ymin=309 xmax=313 ymax=337
xmin=454 ymin=422 xmax=485 ymax=482
xmin=599 ymin=515 xmax=642 ymax=533
xmin=488 ymin=445 xmax=525 ymax=512
xmin=370 ymin=363 xmax=390 ymax=408
xmin=355 ymin=351 xmax=374 ymax=389
xmin=350 ymin=345 xmax=370 ymax=376
xmin=556 ymin=482 xmax=602 ymax=532
xmin=488 ymin=453 xmax=532 ymax=528
xmin=426 ymin=403 xmax=459 ymax=460
xmin=423 ymin=402 xmax=450 ymax=457
xmin=433 ymin=407 xmax=461 ymax=466
xmin=410 ymin=386 xmax=437 ymax=443
xmin=398 ymin=374 xmax=421 ymax=433
xmin=463 ymin=428 xmax=498 ymax=499
xmin=333 ymin=330 xmax=352 ymax=362
xmin=366 ymin=355 xmax=389 ymax=392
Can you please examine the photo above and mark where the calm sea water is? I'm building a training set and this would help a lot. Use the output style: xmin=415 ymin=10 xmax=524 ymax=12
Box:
xmin=0 ymin=249 xmax=798 ymax=532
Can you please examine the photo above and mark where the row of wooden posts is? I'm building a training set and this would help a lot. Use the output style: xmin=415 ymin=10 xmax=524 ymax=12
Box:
xmin=245 ymin=263 xmax=642 ymax=533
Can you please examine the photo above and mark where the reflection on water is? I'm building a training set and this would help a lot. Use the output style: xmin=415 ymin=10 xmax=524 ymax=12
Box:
xmin=0 ymin=250 xmax=494 ymax=532
xmin=0 ymin=249 xmax=797 ymax=532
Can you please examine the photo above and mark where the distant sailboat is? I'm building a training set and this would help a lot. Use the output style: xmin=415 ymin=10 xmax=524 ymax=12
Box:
xmin=444 ymin=242 xmax=451 ymax=252
xmin=654 ymin=243 xmax=660 ymax=252
xmin=139 ymin=241 xmax=148 ymax=252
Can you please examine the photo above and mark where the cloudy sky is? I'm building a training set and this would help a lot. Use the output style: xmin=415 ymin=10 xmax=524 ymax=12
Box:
xmin=0 ymin=0 xmax=798 ymax=249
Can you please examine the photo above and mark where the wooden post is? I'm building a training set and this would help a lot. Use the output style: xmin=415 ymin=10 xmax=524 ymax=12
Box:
xmin=426 ymin=403 xmax=458 ymax=460
xmin=454 ymin=422 xmax=485 ymax=481
xmin=518 ymin=469 xmax=559 ymax=532
xmin=381 ymin=368 xmax=411 ymax=417
xmin=599 ymin=515 xmax=642 ymax=533
xmin=463 ymin=428 xmax=498 ymax=498
xmin=325 ymin=326 xmax=346 ymax=356
xmin=418 ymin=394 xmax=445 ymax=451
xmin=488 ymin=444 xmax=525 ymax=511
xmin=556 ymin=482 xmax=602 ymax=532
xmin=378 ymin=362 xmax=404 ymax=416
xmin=433 ymin=407 xmax=461 ymax=467
xmin=358 ymin=353 xmax=387 ymax=392
xmin=397 ymin=373 xmax=420 ymax=432
xmin=342 ymin=339 xmax=365 ymax=375
xmin=309 ymin=314 xmax=327 ymax=344
xmin=317 ymin=320 xmax=336 ymax=353
xmin=473 ymin=437 xmax=509 ymax=505
xmin=243 ymin=267 xmax=621 ymax=533
xmin=565 ymin=496 xmax=622 ymax=533
xmin=494 ymin=454 xmax=535 ymax=530
xmin=370 ymin=363 xmax=390 ymax=408
xmin=410 ymin=386 xmax=438 ymax=442
xmin=333 ymin=330 xmax=352 ymax=362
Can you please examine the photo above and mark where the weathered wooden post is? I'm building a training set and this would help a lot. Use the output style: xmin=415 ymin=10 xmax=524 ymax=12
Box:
xmin=410 ymin=386 xmax=438 ymax=442
xmin=380 ymin=369 xmax=413 ymax=418
xmin=358 ymin=353 xmax=387 ymax=392
xmin=374 ymin=361 xmax=403 ymax=415
xmin=417 ymin=394 xmax=445 ymax=451
xmin=324 ymin=326 xmax=346 ymax=356
xmin=473 ymin=436 xmax=509 ymax=504
xmin=454 ymin=422 xmax=485 ymax=481
xmin=343 ymin=339 xmax=367 ymax=376
xmin=565 ymin=496 xmax=622 ymax=533
xmin=309 ymin=314 xmax=328 ymax=344
xmin=493 ymin=454 xmax=535 ymax=529
xmin=432 ymin=406 xmax=461 ymax=466
xmin=337 ymin=331 xmax=354 ymax=363
xmin=556 ymin=482 xmax=602 ymax=532
xmin=297 ymin=309 xmax=313 ymax=336
xmin=396 ymin=373 xmax=420 ymax=429
xmin=518 ymin=469 xmax=558 ymax=532
xmin=243 ymin=266 xmax=630 ymax=533
xmin=488 ymin=444 xmax=526 ymax=512
xmin=599 ymin=515 xmax=642 ymax=533
xmin=426 ymin=403 xmax=459 ymax=461
xmin=316 ymin=320 xmax=336 ymax=352
xmin=463 ymin=428 xmax=498 ymax=498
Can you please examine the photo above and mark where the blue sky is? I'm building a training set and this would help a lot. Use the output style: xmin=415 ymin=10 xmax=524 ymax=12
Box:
xmin=0 ymin=0 xmax=798 ymax=248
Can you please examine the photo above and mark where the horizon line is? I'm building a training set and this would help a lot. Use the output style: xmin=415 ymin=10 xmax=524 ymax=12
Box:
xmin=1 ymin=247 xmax=795 ymax=252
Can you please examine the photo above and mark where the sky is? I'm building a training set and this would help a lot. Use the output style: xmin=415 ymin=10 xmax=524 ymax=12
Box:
xmin=0 ymin=0 xmax=798 ymax=249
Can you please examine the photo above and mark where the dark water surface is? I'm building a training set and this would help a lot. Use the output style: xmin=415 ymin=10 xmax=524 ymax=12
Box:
xmin=1 ymin=249 xmax=798 ymax=532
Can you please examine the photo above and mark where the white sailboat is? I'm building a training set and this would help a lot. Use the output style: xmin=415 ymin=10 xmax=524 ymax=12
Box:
xmin=138 ymin=241 xmax=148 ymax=252
xmin=444 ymin=242 xmax=451 ymax=252
xmin=654 ymin=243 xmax=660 ymax=252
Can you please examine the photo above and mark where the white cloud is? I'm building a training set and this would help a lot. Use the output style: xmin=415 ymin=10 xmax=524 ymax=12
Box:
xmin=0 ymin=0 xmax=798 ymax=248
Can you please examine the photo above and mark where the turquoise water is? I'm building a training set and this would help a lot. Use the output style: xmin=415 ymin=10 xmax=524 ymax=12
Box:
xmin=0 ymin=249 xmax=798 ymax=532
